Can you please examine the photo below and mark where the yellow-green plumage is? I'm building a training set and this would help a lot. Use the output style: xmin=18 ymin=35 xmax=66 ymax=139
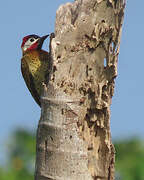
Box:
xmin=21 ymin=50 xmax=50 ymax=107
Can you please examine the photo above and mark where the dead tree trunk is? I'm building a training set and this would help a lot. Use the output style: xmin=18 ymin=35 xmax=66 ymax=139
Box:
xmin=35 ymin=0 xmax=125 ymax=179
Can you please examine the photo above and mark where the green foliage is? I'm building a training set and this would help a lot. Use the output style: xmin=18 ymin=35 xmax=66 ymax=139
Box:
xmin=0 ymin=129 xmax=36 ymax=180
xmin=114 ymin=138 xmax=144 ymax=180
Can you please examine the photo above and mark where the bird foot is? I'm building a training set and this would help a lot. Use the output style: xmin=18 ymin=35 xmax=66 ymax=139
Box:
xmin=50 ymin=32 xmax=55 ymax=40
xmin=42 ymin=82 xmax=48 ymax=92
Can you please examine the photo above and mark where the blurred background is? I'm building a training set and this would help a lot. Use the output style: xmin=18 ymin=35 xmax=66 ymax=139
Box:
xmin=0 ymin=0 xmax=143 ymax=179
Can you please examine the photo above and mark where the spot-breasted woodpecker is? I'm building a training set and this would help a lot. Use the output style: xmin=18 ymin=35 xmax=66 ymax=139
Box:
xmin=21 ymin=34 xmax=50 ymax=107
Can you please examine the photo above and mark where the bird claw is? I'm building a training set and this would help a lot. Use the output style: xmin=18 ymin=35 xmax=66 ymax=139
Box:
xmin=50 ymin=33 xmax=55 ymax=40
xmin=42 ymin=82 xmax=47 ymax=92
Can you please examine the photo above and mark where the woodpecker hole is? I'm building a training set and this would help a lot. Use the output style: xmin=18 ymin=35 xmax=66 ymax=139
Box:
xmin=110 ymin=41 xmax=118 ymax=54
xmin=115 ymin=44 xmax=118 ymax=54
xmin=86 ymin=65 xmax=88 ymax=77
xmin=50 ymin=136 xmax=53 ymax=141
xmin=110 ymin=42 xmax=114 ymax=54
xmin=57 ymin=55 xmax=61 ymax=59
xmin=104 ymin=58 xmax=107 ymax=68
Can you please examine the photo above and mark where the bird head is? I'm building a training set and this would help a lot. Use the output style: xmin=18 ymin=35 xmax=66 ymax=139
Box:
xmin=21 ymin=34 xmax=49 ymax=53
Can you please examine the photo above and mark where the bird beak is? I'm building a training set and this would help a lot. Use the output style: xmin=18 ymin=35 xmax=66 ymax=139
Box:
xmin=37 ymin=35 xmax=49 ymax=49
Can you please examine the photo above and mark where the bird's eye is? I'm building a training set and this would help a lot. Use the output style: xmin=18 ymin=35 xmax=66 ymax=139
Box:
xmin=30 ymin=38 xmax=35 ymax=42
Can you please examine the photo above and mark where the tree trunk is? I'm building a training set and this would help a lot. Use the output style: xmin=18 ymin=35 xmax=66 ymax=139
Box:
xmin=35 ymin=0 xmax=125 ymax=179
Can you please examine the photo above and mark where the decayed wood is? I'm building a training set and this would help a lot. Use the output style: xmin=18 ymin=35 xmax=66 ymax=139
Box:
xmin=35 ymin=0 xmax=125 ymax=179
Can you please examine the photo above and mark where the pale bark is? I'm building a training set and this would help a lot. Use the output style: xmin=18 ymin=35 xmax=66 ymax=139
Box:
xmin=35 ymin=0 xmax=125 ymax=179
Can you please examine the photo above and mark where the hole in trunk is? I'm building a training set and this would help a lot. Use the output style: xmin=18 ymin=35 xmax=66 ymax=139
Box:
xmin=104 ymin=58 xmax=107 ymax=67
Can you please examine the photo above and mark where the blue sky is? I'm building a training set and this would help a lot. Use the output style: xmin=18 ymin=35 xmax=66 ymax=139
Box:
xmin=0 ymin=0 xmax=143 ymax=162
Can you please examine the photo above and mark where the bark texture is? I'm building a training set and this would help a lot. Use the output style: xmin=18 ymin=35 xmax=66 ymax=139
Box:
xmin=35 ymin=0 xmax=125 ymax=179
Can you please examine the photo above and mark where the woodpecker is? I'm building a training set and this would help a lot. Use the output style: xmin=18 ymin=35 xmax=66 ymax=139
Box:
xmin=21 ymin=34 xmax=50 ymax=107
